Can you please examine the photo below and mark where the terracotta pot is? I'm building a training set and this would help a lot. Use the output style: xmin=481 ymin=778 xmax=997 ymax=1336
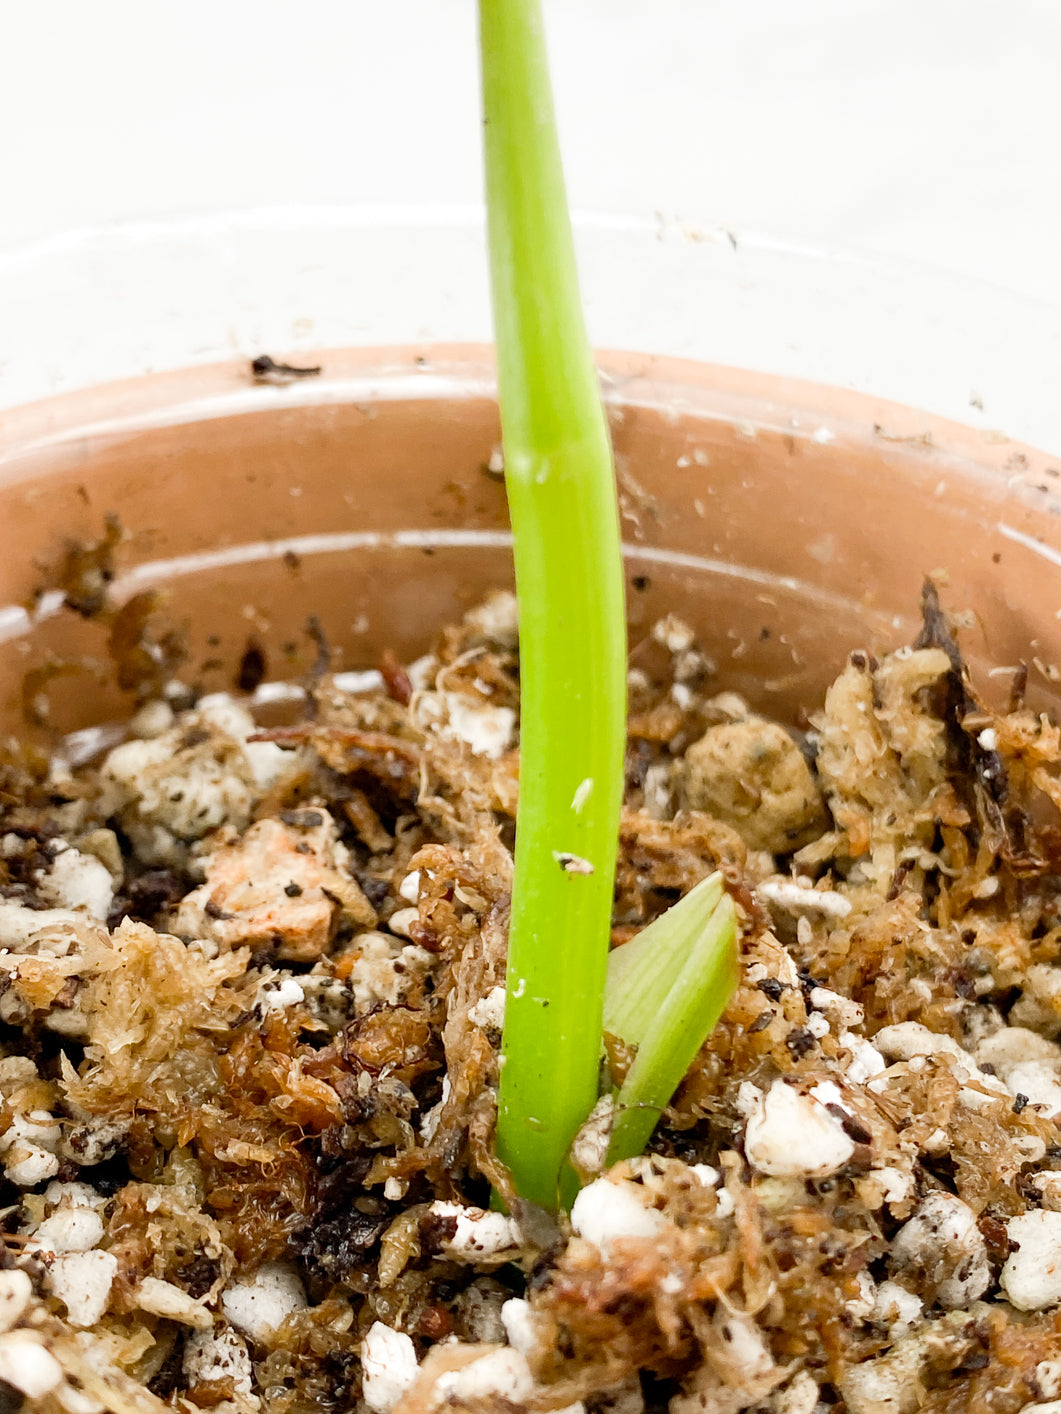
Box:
xmin=0 ymin=345 xmax=1057 ymax=743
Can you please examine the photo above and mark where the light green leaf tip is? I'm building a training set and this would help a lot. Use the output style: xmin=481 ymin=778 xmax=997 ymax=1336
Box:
xmin=604 ymin=872 xmax=739 ymax=1165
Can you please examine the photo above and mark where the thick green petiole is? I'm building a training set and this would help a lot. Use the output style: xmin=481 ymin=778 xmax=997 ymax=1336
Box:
xmin=479 ymin=0 xmax=627 ymax=1209
xmin=604 ymin=873 xmax=739 ymax=1165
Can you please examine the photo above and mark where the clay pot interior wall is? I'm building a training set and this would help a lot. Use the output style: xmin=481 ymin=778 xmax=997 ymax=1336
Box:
xmin=1 ymin=346 xmax=1058 ymax=745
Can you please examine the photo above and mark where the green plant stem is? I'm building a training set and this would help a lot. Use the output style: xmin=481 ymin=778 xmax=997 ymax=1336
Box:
xmin=480 ymin=0 xmax=627 ymax=1210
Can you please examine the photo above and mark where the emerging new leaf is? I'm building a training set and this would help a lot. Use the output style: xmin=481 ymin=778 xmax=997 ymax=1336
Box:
xmin=604 ymin=872 xmax=739 ymax=1164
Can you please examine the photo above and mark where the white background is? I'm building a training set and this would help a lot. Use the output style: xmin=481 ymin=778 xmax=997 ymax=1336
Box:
xmin=1 ymin=1 xmax=1059 ymax=447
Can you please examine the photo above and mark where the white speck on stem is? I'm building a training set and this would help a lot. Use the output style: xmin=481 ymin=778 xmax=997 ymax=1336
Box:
xmin=553 ymin=851 xmax=594 ymax=875
xmin=571 ymin=777 xmax=593 ymax=813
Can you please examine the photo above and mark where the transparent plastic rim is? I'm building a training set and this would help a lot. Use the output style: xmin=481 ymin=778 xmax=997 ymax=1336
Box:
xmin=2 ymin=204 xmax=1059 ymax=455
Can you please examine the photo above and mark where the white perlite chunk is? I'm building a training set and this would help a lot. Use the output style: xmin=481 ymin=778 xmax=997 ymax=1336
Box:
xmin=841 ymin=1343 xmax=923 ymax=1414
xmin=384 ymin=909 xmax=418 ymax=941
xmin=2 ymin=1142 xmax=59 ymax=1187
xmin=197 ymin=698 xmax=291 ymax=790
xmin=31 ymin=1205 xmax=104 ymax=1255
xmin=259 ymin=977 xmax=305 ymax=1013
xmin=809 ymin=1079 xmax=851 ymax=1114
xmin=976 ymin=1025 xmax=1061 ymax=1076
xmin=874 ymin=1022 xmax=979 ymax=1079
xmin=441 ymin=693 xmax=516 ymax=760
xmin=44 ymin=1179 xmax=108 ymax=1211
xmin=570 ymin=1178 xmax=666 ymax=1253
xmin=346 ymin=933 xmax=433 ymax=1012
xmin=838 ymin=1310 xmax=976 ymax=1414
xmin=1006 ymin=1061 xmax=1061 ymax=1118
xmin=100 ymin=699 xmax=289 ymax=864
xmin=101 ymin=732 xmax=251 ymax=842
xmin=871 ymin=1281 xmax=923 ymax=1340
xmin=29 ymin=1183 xmax=106 ymax=1256
xmin=128 ymin=698 xmax=175 ymax=738
xmin=501 ymin=1298 xmax=544 ymax=1358
xmin=888 ymin=1192 xmax=990 ymax=1309
xmin=714 ymin=1308 xmax=773 ymax=1380
xmin=691 ymin=1163 xmax=721 ymax=1187
xmin=839 ymin=1032 xmax=886 ymax=1084
xmin=426 ymin=1203 xmax=522 ymax=1265
xmin=0 ymin=1271 xmax=32 ymax=1334
xmin=60 ymin=1116 xmax=129 ymax=1169
xmin=183 ymin=1326 xmax=257 ymax=1401
xmin=974 ymin=1027 xmax=1061 ymax=1116
xmin=36 ymin=845 xmax=115 ymax=919
xmin=468 ymin=984 xmax=506 ymax=1033
xmin=743 ymin=1079 xmax=854 ymax=1179
xmin=361 ymin=1322 xmax=419 ymax=1413
xmin=0 ymin=902 xmax=84 ymax=950
xmin=1002 ymin=1210 xmax=1061 ymax=1311
xmin=774 ymin=1370 xmax=820 ymax=1414
xmin=846 ymin=1270 xmax=877 ymax=1321
xmin=860 ymin=1165 xmax=914 ymax=1210
xmin=435 ymin=1348 xmax=535 ymax=1406
xmin=0 ymin=1330 xmax=64 ymax=1398
xmin=47 ymin=1250 xmax=118 ymax=1328
xmin=463 ymin=589 xmax=519 ymax=649
xmin=810 ymin=986 xmax=864 ymax=1029
xmin=652 ymin=613 xmax=696 ymax=655
xmin=221 ymin=1262 xmax=307 ymax=1342
xmin=1037 ymin=1360 xmax=1061 ymax=1400
xmin=1 ymin=1110 xmax=61 ymax=1187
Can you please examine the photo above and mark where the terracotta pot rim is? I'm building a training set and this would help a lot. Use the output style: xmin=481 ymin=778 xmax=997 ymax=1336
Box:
xmin=1 ymin=345 xmax=1054 ymax=491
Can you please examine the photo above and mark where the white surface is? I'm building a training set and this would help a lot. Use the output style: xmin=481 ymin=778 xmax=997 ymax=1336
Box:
xmin=570 ymin=1176 xmax=666 ymax=1250
xmin=743 ymin=1078 xmax=855 ymax=1179
xmin=1 ymin=2 xmax=1060 ymax=447
xmin=220 ymin=1263 xmax=307 ymax=1342
xmin=1002 ymin=1210 xmax=1061 ymax=1312
xmin=361 ymin=1322 xmax=419 ymax=1414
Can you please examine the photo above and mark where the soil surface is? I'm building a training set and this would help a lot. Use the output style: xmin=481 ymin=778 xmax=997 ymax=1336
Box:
xmin=2 ymin=584 xmax=1061 ymax=1414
